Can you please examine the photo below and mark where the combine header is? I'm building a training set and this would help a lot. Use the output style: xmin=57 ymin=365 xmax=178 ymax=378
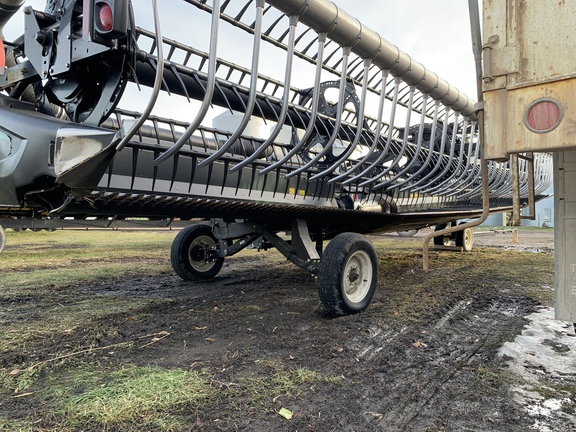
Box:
xmin=0 ymin=0 xmax=552 ymax=315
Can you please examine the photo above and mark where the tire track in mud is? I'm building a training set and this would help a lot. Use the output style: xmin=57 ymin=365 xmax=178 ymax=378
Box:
xmin=350 ymin=295 xmax=537 ymax=431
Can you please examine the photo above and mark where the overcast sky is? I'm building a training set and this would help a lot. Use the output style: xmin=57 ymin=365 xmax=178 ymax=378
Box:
xmin=333 ymin=0 xmax=479 ymax=99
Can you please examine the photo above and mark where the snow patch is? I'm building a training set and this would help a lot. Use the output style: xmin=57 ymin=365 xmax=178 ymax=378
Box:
xmin=498 ymin=307 xmax=576 ymax=430
xmin=499 ymin=307 xmax=576 ymax=379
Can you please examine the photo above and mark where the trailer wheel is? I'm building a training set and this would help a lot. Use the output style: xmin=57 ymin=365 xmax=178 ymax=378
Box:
xmin=397 ymin=229 xmax=418 ymax=237
xmin=171 ymin=224 xmax=224 ymax=281
xmin=318 ymin=233 xmax=378 ymax=316
xmin=455 ymin=225 xmax=474 ymax=251
xmin=0 ymin=225 xmax=5 ymax=254
xmin=433 ymin=223 xmax=451 ymax=246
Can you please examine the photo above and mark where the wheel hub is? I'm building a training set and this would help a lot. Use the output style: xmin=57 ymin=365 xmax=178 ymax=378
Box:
xmin=188 ymin=235 xmax=218 ymax=271
xmin=348 ymin=268 xmax=360 ymax=284
xmin=190 ymin=245 xmax=210 ymax=262
xmin=342 ymin=250 xmax=373 ymax=303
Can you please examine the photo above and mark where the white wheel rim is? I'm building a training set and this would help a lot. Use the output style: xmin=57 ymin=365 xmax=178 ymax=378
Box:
xmin=464 ymin=229 xmax=473 ymax=250
xmin=342 ymin=250 xmax=373 ymax=304
xmin=0 ymin=225 xmax=5 ymax=254
xmin=188 ymin=234 xmax=217 ymax=272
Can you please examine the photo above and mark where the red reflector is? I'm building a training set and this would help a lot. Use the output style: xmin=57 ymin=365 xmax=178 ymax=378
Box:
xmin=525 ymin=99 xmax=563 ymax=133
xmin=98 ymin=4 xmax=113 ymax=32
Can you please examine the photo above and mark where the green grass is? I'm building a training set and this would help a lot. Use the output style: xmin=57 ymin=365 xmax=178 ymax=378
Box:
xmin=0 ymin=227 xmax=557 ymax=430
xmin=47 ymin=366 xmax=212 ymax=431
xmin=1 ymin=229 xmax=345 ymax=430
xmin=0 ymin=230 xmax=175 ymax=374
xmin=230 ymin=361 xmax=344 ymax=410
xmin=1 ymin=230 xmax=174 ymax=286
xmin=0 ymin=365 xmax=212 ymax=431
xmin=1 ymin=362 xmax=342 ymax=431
xmin=0 ymin=416 xmax=36 ymax=432
xmin=367 ymin=235 xmax=555 ymax=323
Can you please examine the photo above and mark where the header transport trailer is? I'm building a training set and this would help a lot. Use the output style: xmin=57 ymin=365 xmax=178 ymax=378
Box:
xmin=0 ymin=0 xmax=551 ymax=315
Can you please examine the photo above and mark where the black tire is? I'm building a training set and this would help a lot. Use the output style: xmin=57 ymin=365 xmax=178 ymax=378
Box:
xmin=0 ymin=225 xmax=5 ymax=254
xmin=433 ymin=223 xmax=451 ymax=246
xmin=455 ymin=224 xmax=474 ymax=251
xmin=171 ymin=224 xmax=224 ymax=281
xmin=317 ymin=233 xmax=378 ymax=316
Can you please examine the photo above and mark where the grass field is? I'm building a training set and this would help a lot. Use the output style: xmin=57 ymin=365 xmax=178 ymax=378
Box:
xmin=0 ymin=228 xmax=558 ymax=431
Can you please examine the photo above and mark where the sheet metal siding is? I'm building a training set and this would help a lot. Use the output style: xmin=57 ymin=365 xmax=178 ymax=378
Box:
xmin=483 ymin=0 xmax=576 ymax=159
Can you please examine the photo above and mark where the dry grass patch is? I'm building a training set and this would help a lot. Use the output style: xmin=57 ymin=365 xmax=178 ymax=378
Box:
xmin=45 ymin=366 xmax=213 ymax=431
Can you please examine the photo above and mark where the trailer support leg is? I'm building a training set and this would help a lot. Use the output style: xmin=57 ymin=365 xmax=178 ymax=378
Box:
xmin=253 ymin=220 xmax=320 ymax=274
xmin=554 ymin=151 xmax=576 ymax=326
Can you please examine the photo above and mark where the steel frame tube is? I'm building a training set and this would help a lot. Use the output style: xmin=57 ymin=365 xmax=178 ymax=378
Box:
xmin=310 ymin=58 xmax=372 ymax=180
xmin=116 ymin=0 xmax=164 ymax=152
xmin=330 ymin=69 xmax=389 ymax=183
xmin=342 ymin=76 xmax=401 ymax=186
xmin=154 ymin=0 xmax=221 ymax=164
xmin=286 ymin=45 xmax=352 ymax=179
xmin=260 ymin=33 xmax=328 ymax=175
xmin=395 ymin=100 xmax=441 ymax=192
xmin=231 ymin=14 xmax=300 ymax=173
xmin=198 ymin=0 xmax=266 ymax=167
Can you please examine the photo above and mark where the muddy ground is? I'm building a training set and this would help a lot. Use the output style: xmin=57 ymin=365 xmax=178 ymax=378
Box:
xmin=2 ymin=227 xmax=575 ymax=431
